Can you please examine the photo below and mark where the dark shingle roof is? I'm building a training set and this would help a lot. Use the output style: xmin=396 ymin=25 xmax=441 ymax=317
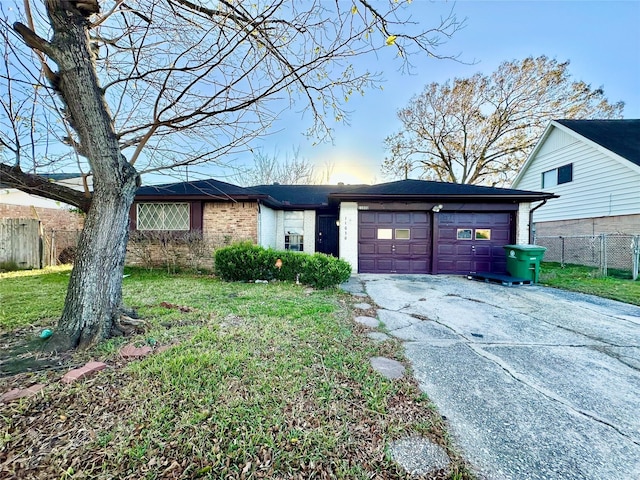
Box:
xmin=250 ymin=184 xmax=362 ymax=207
xmin=0 ymin=172 xmax=82 ymax=189
xmin=556 ymin=119 xmax=640 ymax=167
xmin=135 ymin=178 xmax=264 ymax=200
xmin=328 ymin=179 xmax=555 ymax=201
xmin=136 ymin=178 xmax=554 ymax=207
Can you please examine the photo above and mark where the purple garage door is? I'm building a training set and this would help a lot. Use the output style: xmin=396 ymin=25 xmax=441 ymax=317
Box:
xmin=359 ymin=211 xmax=431 ymax=273
xmin=435 ymin=212 xmax=513 ymax=274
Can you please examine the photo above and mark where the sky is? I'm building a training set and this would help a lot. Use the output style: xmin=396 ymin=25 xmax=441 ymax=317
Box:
xmin=194 ymin=0 xmax=640 ymax=186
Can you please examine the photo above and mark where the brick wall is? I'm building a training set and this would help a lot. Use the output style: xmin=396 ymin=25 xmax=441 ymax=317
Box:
xmin=0 ymin=203 xmax=84 ymax=232
xmin=125 ymin=201 xmax=259 ymax=270
xmin=202 ymin=201 xmax=258 ymax=245
xmin=534 ymin=214 xmax=640 ymax=237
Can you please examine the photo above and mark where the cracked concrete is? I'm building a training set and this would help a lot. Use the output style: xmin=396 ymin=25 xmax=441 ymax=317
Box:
xmin=360 ymin=274 xmax=640 ymax=479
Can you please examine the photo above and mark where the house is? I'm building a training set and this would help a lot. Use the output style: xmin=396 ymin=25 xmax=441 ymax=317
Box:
xmin=512 ymin=119 xmax=640 ymax=236
xmin=0 ymin=173 xmax=87 ymax=266
xmin=0 ymin=173 xmax=87 ymax=232
xmin=131 ymin=178 xmax=553 ymax=275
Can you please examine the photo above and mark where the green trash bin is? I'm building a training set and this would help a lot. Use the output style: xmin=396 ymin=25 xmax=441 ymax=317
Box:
xmin=503 ymin=245 xmax=547 ymax=283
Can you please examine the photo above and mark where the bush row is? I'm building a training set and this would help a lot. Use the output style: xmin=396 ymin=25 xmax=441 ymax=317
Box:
xmin=214 ymin=242 xmax=351 ymax=289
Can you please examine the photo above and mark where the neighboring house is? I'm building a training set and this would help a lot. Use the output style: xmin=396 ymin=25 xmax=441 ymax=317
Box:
xmin=132 ymin=178 xmax=553 ymax=275
xmin=0 ymin=173 xmax=89 ymax=209
xmin=512 ymin=119 xmax=640 ymax=236
xmin=0 ymin=173 xmax=88 ymax=266
xmin=0 ymin=173 xmax=87 ymax=231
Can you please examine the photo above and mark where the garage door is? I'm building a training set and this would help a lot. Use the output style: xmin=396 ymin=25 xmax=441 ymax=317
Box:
xmin=436 ymin=212 xmax=513 ymax=274
xmin=359 ymin=211 xmax=431 ymax=273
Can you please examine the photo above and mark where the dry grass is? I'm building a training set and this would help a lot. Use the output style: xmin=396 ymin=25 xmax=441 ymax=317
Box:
xmin=1 ymin=268 xmax=472 ymax=479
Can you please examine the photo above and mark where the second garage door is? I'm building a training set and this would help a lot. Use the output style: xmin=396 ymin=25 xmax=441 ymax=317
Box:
xmin=435 ymin=212 xmax=513 ymax=274
xmin=359 ymin=211 xmax=431 ymax=273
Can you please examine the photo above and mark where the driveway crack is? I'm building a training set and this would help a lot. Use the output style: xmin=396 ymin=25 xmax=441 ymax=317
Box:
xmin=467 ymin=343 xmax=640 ymax=447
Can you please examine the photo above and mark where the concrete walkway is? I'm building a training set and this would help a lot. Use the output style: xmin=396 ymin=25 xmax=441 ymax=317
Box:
xmin=359 ymin=274 xmax=640 ymax=479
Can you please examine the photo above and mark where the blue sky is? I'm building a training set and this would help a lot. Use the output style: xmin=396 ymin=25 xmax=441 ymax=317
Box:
xmin=203 ymin=0 xmax=640 ymax=186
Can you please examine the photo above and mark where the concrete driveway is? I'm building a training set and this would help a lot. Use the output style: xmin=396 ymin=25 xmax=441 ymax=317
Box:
xmin=359 ymin=274 xmax=640 ymax=479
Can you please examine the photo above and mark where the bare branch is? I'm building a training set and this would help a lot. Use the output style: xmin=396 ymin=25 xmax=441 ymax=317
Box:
xmin=0 ymin=164 xmax=91 ymax=211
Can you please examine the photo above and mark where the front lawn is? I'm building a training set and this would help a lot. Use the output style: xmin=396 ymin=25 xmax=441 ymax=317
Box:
xmin=540 ymin=262 xmax=640 ymax=306
xmin=0 ymin=267 xmax=470 ymax=479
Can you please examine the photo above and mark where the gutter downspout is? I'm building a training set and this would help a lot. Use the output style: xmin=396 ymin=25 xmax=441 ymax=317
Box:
xmin=528 ymin=199 xmax=548 ymax=244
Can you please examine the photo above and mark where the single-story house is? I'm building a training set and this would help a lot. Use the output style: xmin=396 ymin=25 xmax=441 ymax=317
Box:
xmin=512 ymin=119 xmax=640 ymax=236
xmin=131 ymin=178 xmax=555 ymax=275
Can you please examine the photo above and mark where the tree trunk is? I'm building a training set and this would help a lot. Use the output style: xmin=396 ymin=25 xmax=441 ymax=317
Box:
xmin=14 ymin=1 xmax=139 ymax=349
xmin=54 ymin=177 xmax=138 ymax=350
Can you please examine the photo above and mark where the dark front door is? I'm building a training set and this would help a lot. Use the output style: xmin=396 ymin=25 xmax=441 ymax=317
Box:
xmin=435 ymin=212 xmax=513 ymax=274
xmin=358 ymin=211 xmax=431 ymax=273
xmin=316 ymin=214 xmax=339 ymax=256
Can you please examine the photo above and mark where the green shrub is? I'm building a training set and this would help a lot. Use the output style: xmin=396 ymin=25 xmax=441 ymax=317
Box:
xmin=214 ymin=242 xmax=351 ymax=288
xmin=299 ymin=252 xmax=353 ymax=289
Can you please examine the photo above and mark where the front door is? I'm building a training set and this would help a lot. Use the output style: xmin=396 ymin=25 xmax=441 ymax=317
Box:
xmin=316 ymin=214 xmax=339 ymax=256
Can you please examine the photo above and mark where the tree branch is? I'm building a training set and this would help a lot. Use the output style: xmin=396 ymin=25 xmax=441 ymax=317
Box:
xmin=0 ymin=164 xmax=92 ymax=212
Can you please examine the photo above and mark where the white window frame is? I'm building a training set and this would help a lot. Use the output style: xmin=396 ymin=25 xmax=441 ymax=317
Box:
xmin=284 ymin=211 xmax=304 ymax=251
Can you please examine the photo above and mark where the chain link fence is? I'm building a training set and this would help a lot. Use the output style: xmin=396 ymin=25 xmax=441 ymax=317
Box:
xmin=535 ymin=234 xmax=640 ymax=280
xmin=43 ymin=229 xmax=82 ymax=266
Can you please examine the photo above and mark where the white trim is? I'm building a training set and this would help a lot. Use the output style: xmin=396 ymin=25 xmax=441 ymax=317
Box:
xmin=513 ymin=121 xmax=640 ymax=188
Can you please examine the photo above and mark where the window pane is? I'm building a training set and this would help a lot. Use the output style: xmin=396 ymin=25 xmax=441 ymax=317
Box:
xmin=137 ymin=203 xmax=189 ymax=230
xmin=457 ymin=228 xmax=472 ymax=240
xmin=475 ymin=229 xmax=491 ymax=240
xmin=558 ymin=163 xmax=573 ymax=184
xmin=284 ymin=211 xmax=304 ymax=235
xmin=395 ymin=229 xmax=410 ymax=240
xmin=377 ymin=228 xmax=393 ymax=240
xmin=542 ymin=170 xmax=557 ymax=188
xmin=285 ymin=234 xmax=304 ymax=251
xmin=163 ymin=203 xmax=190 ymax=230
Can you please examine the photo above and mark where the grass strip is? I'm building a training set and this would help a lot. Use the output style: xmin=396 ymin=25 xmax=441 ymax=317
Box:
xmin=540 ymin=262 xmax=640 ymax=306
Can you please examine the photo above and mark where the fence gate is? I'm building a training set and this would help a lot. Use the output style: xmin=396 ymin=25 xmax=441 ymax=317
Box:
xmin=0 ymin=218 xmax=42 ymax=269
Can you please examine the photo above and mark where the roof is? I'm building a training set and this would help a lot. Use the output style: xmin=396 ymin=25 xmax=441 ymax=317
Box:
xmin=555 ymin=119 xmax=640 ymax=167
xmin=136 ymin=178 xmax=554 ymax=207
xmin=0 ymin=172 xmax=83 ymax=189
xmin=512 ymin=119 xmax=640 ymax=188
xmin=251 ymin=184 xmax=362 ymax=208
xmin=135 ymin=178 xmax=266 ymax=201
xmin=328 ymin=179 xmax=555 ymax=202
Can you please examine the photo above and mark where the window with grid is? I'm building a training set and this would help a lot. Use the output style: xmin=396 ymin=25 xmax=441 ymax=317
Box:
xmin=284 ymin=211 xmax=304 ymax=251
xmin=137 ymin=203 xmax=190 ymax=231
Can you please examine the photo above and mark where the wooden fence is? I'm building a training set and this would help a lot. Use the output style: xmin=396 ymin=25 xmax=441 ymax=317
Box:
xmin=0 ymin=218 xmax=42 ymax=269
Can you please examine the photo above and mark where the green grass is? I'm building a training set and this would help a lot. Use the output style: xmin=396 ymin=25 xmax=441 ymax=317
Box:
xmin=0 ymin=265 xmax=72 ymax=330
xmin=0 ymin=267 xmax=469 ymax=479
xmin=540 ymin=262 xmax=640 ymax=306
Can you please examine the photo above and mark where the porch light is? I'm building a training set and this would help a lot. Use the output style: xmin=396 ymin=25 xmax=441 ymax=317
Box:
xmin=432 ymin=204 xmax=443 ymax=213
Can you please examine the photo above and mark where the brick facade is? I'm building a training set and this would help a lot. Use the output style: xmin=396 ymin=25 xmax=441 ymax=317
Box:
xmin=534 ymin=214 xmax=640 ymax=237
xmin=125 ymin=201 xmax=259 ymax=270
xmin=202 ymin=201 xmax=259 ymax=245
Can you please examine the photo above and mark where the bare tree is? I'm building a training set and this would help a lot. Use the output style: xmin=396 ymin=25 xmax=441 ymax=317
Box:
xmin=382 ymin=56 xmax=624 ymax=186
xmin=233 ymin=147 xmax=335 ymax=186
xmin=0 ymin=0 xmax=461 ymax=349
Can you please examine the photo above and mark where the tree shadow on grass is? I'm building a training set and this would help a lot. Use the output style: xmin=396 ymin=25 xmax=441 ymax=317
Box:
xmin=0 ymin=328 xmax=72 ymax=377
